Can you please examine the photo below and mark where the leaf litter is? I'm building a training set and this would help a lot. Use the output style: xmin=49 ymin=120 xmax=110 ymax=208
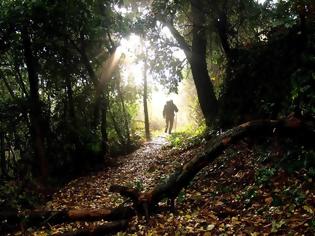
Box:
xmin=11 ymin=135 xmax=315 ymax=235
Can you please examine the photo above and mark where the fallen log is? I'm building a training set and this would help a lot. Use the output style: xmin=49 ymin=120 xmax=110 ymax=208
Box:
xmin=0 ymin=206 xmax=134 ymax=230
xmin=110 ymin=116 xmax=314 ymax=218
xmin=59 ymin=220 xmax=129 ymax=236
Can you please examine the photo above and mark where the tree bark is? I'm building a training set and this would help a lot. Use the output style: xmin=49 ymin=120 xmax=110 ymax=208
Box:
xmin=190 ymin=0 xmax=218 ymax=126
xmin=109 ymin=109 xmax=127 ymax=146
xmin=100 ymin=83 xmax=109 ymax=155
xmin=0 ymin=207 xmax=134 ymax=228
xmin=1 ymin=73 xmax=16 ymax=99
xmin=0 ymin=132 xmax=8 ymax=178
xmin=64 ymin=58 xmax=76 ymax=128
xmin=14 ymin=62 xmax=29 ymax=97
xmin=143 ymin=44 xmax=151 ymax=141
xmin=116 ymin=73 xmax=131 ymax=145
xmin=158 ymin=0 xmax=219 ymax=127
xmin=21 ymin=25 xmax=48 ymax=184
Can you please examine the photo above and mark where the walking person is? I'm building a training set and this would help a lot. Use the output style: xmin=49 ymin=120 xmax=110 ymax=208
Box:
xmin=163 ymin=100 xmax=178 ymax=134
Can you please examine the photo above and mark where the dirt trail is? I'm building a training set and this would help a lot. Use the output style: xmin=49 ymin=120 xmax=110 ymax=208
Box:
xmin=46 ymin=135 xmax=171 ymax=211
xmin=16 ymin=133 xmax=315 ymax=235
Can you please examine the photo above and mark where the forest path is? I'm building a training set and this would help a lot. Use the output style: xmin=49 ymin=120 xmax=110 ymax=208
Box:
xmin=46 ymin=134 xmax=173 ymax=211
xmin=25 ymin=134 xmax=315 ymax=235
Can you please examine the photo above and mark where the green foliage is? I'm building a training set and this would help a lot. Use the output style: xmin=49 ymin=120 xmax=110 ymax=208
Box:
xmin=255 ymin=167 xmax=276 ymax=185
xmin=216 ymin=185 xmax=232 ymax=194
xmin=279 ymin=144 xmax=315 ymax=174
xmin=309 ymin=218 xmax=315 ymax=231
xmin=0 ymin=0 xmax=145 ymax=181
xmin=176 ymin=191 xmax=186 ymax=203
xmin=271 ymin=219 xmax=286 ymax=233
xmin=242 ymin=186 xmax=258 ymax=205
xmin=218 ymin=0 xmax=315 ymax=127
xmin=0 ymin=180 xmax=39 ymax=210
xmin=291 ymin=68 xmax=315 ymax=117
xmin=283 ymin=186 xmax=306 ymax=205
xmin=166 ymin=123 xmax=207 ymax=149
xmin=307 ymin=167 xmax=315 ymax=178
xmin=134 ymin=179 xmax=144 ymax=192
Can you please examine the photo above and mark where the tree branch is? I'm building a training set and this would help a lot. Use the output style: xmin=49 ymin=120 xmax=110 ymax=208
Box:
xmin=158 ymin=17 xmax=192 ymax=63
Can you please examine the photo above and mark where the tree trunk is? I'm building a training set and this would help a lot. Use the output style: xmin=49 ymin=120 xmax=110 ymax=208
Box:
xmin=1 ymin=73 xmax=16 ymax=99
xmin=21 ymin=26 xmax=48 ymax=184
xmin=63 ymin=39 xmax=82 ymax=143
xmin=159 ymin=1 xmax=219 ymax=127
xmin=116 ymin=73 xmax=131 ymax=145
xmin=109 ymin=109 xmax=126 ymax=146
xmin=190 ymin=0 xmax=218 ymax=127
xmin=143 ymin=44 xmax=151 ymax=141
xmin=80 ymin=49 xmax=100 ymax=129
xmin=101 ymin=97 xmax=108 ymax=155
xmin=0 ymin=132 xmax=8 ymax=178
xmin=65 ymin=70 xmax=76 ymax=129
xmin=14 ymin=63 xmax=29 ymax=97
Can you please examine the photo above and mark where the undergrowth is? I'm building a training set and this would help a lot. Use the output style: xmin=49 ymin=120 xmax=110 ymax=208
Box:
xmin=166 ymin=124 xmax=210 ymax=150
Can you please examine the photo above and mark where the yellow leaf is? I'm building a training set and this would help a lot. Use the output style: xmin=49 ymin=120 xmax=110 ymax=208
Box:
xmin=185 ymin=214 xmax=192 ymax=219
xmin=231 ymin=216 xmax=241 ymax=224
xmin=303 ymin=205 xmax=314 ymax=214
xmin=215 ymin=201 xmax=224 ymax=206
xmin=206 ymin=224 xmax=215 ymax=231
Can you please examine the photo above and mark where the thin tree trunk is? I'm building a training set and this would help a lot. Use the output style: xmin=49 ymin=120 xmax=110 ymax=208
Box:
xmin=65 ymin=73 xmax=76 ymax=128
xmin=70 ymin=36 xmax=99 ymax=129
xmin=1 ymin=73 xmax=15 ymax=99
xmin=101 ymin=97 xmax=108 ymax=155
xmin=142 ymin=42 xmax=150 ymax=141
xmin=21 ymin=26 xmax=48 ymax=184
xmin=14 ymin=63 xmax=29 ymax=97
xmin=0 ymin=132 xmax=8 ymax=178
xmin=109 ymin=109 xmax=126 ymax=146
xmin=64 ymin=39 xmax=78 ymax=133
xmin=116 ymin=73 xmax=131 ymax=145
xmin=1 ymin=70 xmax=31 ymax=130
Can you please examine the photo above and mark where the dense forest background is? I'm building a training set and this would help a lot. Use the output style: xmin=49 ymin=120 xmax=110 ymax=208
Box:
xmin=0 ymin=0 xmax=314 ymax=221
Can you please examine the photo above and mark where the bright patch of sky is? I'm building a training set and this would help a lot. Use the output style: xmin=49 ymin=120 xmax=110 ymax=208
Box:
xmin=257 ymin=0 xmax=277 ymax=4
xmin=160 ymin=23 xmax=186 ymax=61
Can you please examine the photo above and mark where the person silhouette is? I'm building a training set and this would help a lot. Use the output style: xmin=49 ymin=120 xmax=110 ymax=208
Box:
xmin=163 ymin=100 xmax=178 ymax=134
